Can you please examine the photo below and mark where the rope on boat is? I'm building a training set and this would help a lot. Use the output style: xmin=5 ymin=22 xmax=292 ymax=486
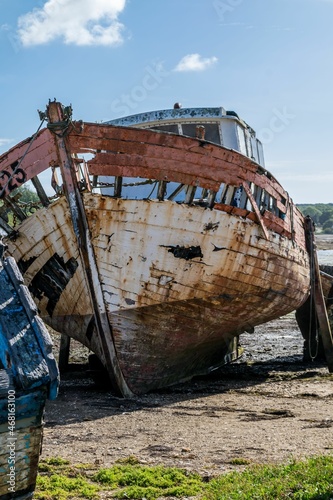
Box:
xmin=146 ymin=180 xmax=158 ymax=199
xmin=47 ymin=120 xmax=74 ymax=137
xmin=43 ymin=102 xmax=77 ymax=138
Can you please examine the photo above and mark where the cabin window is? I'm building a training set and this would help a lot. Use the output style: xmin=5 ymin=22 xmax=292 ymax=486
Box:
xmin=257 ymin=141 xmax=265 ymax=166
xmin=180 ymin=123 xmax=197 ymax=138
xmin=244 ymin=130 xmax=253 ymax=158
xmin=237 ymin=125 xmax=247 ymax=156
xmin=220 ymin=120 xmax=238 ymax=150
xmin=150 ymin=124 xmax=179 ymax=134
xmin=204 ymin=124 xmax=221 ymax=144
xmin=250 ymin=136 xmax=259 ymax=163
xmin=180 ymin=123 xmax=221 ymax=144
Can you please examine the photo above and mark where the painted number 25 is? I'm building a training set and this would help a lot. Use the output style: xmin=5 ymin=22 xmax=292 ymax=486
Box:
xmin=0 ymin=161 xmax=26 ymax=197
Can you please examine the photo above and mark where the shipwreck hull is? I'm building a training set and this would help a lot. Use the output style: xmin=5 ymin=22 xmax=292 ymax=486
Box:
xmin=2 ymin=100 xmax=324 ymax=395
xmin=5 ymin=193 xmax=310 ymax=394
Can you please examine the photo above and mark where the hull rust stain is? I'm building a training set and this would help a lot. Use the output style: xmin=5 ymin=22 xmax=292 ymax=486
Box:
xmin=1 ymin=100 xmax=328 ymax=395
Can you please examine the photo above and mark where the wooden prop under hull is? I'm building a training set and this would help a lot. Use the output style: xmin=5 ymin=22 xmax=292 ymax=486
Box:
xmin=296 ymin=218 xmax=333 ymax=369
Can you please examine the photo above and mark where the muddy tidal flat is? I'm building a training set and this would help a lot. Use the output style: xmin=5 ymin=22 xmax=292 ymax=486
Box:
xmin=43 ymin=235 xmax=333 ymax=474
xmin=44 ymin=318 xmax=333 ymax=475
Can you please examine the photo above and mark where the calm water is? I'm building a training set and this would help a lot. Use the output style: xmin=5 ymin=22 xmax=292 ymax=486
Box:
xmin=317 ymin=250 xmax=333 ymax=266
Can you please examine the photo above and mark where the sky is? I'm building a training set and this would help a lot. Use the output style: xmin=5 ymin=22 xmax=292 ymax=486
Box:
xmin=0 ymin=0 xmax=332 ymax=204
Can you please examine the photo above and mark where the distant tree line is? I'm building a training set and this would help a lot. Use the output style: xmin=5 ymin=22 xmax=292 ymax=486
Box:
xmin=297 ymin=203 xmax=333 ymax=234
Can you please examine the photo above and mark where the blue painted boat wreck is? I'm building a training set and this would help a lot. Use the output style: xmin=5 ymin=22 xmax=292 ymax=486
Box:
xmin=0 ymin=242 xmax=59 ymax=499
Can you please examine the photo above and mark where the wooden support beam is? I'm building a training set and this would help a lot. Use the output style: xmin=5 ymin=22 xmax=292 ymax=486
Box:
xmin=242 ymin=181 xmax=269 ymax=240
xmin=304 ymin=216 xmax=333 ymax=372
xmin=0 ymin=216 xmax=12 ymax=234
xmin=114 ymin=176 xmax=122 ymax=198
xmin=4 ymin=197 xmax=26 ymax=221
xmin=157 ymin=180 xmax=167 ymax=201
xmin=31 ymin=175 xmax=50 ymax=207
xmin=313 ymin=255 xmax=333 ymax=372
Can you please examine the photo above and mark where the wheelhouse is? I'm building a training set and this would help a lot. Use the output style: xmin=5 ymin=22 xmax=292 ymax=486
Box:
xmin=96 ymin=106 xmax=289 ymax=229
xmin=105 ymin=106 xmax=265 ymax=166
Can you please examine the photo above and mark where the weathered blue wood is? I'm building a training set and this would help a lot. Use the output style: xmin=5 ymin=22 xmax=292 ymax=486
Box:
xmin=0 ymin=369 xmax=14 ymax=397
xmin=0 ymin=243 xmax=59 ymax=499
xmin=0 ymin=387 xmax=47 ymax=425
xmin=0 ymin=254 xmax=59 ymax=398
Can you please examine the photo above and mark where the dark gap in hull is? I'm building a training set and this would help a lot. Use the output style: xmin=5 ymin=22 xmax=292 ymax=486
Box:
xmin=29 ymin=254 xmax=78 ymax=316
xmin=162 ymin=245 xmax=203 ymax=260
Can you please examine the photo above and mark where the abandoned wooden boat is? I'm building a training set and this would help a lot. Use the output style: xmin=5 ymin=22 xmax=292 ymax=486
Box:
xmin=0 ymin=241 xmax=59 ymax=499
xmin=0 ymin=100 xmax=331 ymax=396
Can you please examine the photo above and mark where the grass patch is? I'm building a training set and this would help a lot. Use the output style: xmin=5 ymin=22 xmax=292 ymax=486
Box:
xmin=229 ymin=458 xmax=252 ymax=466
xmin=35 ymin=474 xmax=99 ymax=499
xmin=203 ymin=455 xmax=333 ymax=499
xmin=35 ymin=454 xmax=333 ymax=499
xmin=36 ymin=458 xmax=99 ymax=499
xmin=94 ymin=464 xmax=204 ymax=498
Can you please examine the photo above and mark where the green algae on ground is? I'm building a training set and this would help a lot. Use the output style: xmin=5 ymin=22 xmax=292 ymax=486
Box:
xmin=35 ymin=455 xmax=333 ymax=499
xmin=203 ymin=455 xmax=333 ymax=500
xmin=94 ymin=463 xmax=204 ymax=498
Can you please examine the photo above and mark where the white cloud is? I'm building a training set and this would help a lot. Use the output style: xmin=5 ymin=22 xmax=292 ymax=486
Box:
xmin=174 ymin=53 xmax=218 ymax=72
xmin=17 ymin=0 xmax=127 ymax=47
xmin=0 ymin=138 xmax=13 ymax=148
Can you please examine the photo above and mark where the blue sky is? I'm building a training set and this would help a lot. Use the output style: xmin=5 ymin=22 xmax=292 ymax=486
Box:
xmin=0 ymin=0 xmax=332 ymax=204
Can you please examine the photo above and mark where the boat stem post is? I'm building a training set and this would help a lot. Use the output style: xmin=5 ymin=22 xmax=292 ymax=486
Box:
xmin=45 ymin=100 xmax=133 ymax=397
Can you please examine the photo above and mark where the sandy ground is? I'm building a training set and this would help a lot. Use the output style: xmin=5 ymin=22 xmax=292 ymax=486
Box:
xmin=316 ymin=233 xmax=333 ymax=250
xmin=42 ymin=314 xmax=333 ymax=476
xmin=41 ymin=233 xmax=333 ymax=475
